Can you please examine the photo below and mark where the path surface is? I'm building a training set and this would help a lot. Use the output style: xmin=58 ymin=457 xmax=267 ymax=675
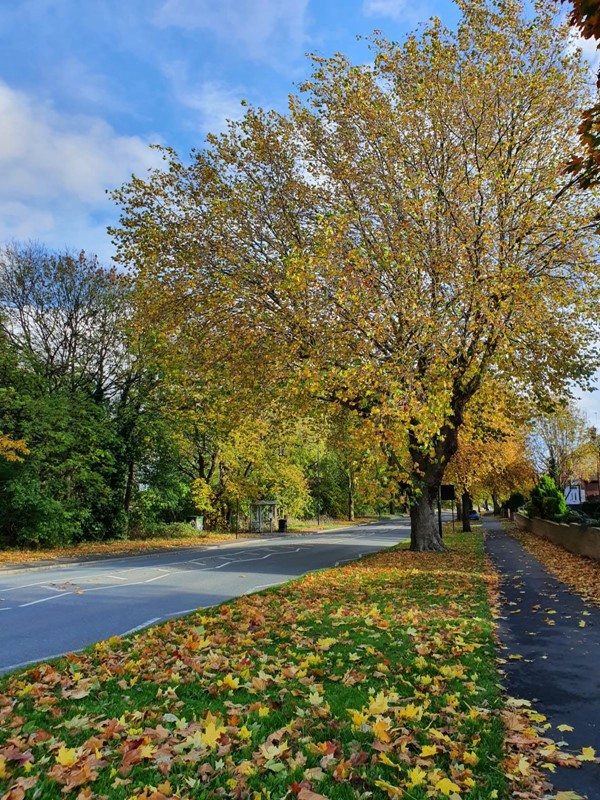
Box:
xmin=484 ymin=516 xmax=600 ymax=799
xmin=0 ymin=518 xmax=410 ymax=675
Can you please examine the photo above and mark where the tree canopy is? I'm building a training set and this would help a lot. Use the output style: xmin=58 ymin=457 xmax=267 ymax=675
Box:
xmin=112 ymin=0 xmax=600 ymax=551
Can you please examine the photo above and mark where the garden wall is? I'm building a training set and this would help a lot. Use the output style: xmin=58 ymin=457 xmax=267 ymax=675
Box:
xmin=514 ymin=513 xmax=600 ymax=562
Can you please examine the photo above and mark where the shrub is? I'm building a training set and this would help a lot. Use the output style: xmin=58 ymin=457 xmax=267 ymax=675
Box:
xmin=527 ymin=475 xmax=567 ymax=521
xmin=130 ymin=521 xmax=207 ymax=541
xmin=505 ymin=492 xmax=526 ymax=512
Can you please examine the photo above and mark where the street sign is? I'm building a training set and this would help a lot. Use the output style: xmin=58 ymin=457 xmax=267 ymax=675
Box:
xmin=440 ymin=484 xmax=455 ymax=501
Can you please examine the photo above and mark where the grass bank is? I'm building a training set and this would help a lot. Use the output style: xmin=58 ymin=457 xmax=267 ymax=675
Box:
xmin=0 ymin=533 xmax=549 ymax=799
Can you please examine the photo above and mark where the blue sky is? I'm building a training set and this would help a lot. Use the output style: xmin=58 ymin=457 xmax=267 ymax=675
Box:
xmin=1 ymin=0 xmax=598 ymax=416
xmin=0 ymin=0 xmax=464 ymax=263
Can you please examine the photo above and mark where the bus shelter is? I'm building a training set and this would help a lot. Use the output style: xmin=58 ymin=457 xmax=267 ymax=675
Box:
xmin=249 ymin=500 xmax=277 ymax=533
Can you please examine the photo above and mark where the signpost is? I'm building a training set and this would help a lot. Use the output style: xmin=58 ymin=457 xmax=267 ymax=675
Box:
xmin=439 ymin=484 xmax=456 ymax=536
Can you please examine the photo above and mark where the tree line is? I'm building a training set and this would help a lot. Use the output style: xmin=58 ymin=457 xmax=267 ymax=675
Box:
xmin=0 ymin=244 xmax=399 ymax=547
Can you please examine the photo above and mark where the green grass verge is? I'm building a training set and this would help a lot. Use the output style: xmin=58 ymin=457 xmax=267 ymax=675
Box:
xmin=0 ymin=533 xmax=512 ymax=800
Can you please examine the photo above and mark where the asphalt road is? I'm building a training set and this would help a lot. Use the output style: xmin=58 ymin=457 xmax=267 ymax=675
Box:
xmin=0 ymin=517 xmax=410 ymax=674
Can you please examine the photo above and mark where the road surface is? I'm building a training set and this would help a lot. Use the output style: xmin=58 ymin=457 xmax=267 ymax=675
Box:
xmin=0 ymin=518 xmax=410 ymax=674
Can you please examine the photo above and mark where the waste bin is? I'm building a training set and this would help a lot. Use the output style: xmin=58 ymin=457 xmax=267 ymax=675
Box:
xmin=278 ymin=518 xmax=287 ymax=533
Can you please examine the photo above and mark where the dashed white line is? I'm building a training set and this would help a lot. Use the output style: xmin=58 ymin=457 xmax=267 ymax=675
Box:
xmin=20 ymin=593 xmax=73 ymax=608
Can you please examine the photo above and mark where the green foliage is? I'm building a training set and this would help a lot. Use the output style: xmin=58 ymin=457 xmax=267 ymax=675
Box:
xmin=526 ymin=475 xmax=567 ymax=521
xmin=505 ymin=492 xmax=526 ymax=512
xmin=130 ymin=521 xmax=206 ymax=540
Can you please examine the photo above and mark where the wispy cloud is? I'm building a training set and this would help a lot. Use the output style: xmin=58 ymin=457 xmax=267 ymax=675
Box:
xmin=154 ymin=0 xmax=310 ymax=69
xmin=362 ymin=0 xmax=429 ymax=24
xmin=0 ymin=81 xmax=162 ymax=261
xmin=163 ymin=63 xmax=246 ymax=133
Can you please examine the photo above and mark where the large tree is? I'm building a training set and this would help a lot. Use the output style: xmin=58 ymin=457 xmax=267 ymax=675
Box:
xmin=112 ymin=0 xmax=600 ymax=550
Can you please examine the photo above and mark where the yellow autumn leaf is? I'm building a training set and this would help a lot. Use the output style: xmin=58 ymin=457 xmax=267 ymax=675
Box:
xmin=139 ymin=743 xmax=155 ymax=759
xmin=372 ymin=718 xmax=392 ymax=742
xmin=374 ymin=778 xmax=402 ymax=798
xmin=316 ymin=637 xmax=336 ymax=649
xmin=55 ymin=746 xmax=79 ymax=767
xmin=368 ymin=691 xmax=389 ymax=715
xmin=349 ymin=708 xmax=369 ymax=727
xmin=378 ymin=752 xmax=399 ymax=769
xmin=397 ymin=703 xmax=423 ymax=721
xmin=557 ymin=724 xmax=574 ymax=732
xmin=516 ymin=756 xmax=530 ymax=775
xmin=462 ymin=751 xmax=479 ymax=766
xmin=407 ymin=765 xmax=427 ymax=787
xmin=0 ymin=756 xmax=10 ymax=779
xmin=578 ymin=746 xmax=596 ymax=761
xmin=435 ymin=777 xmax=461 ymax=796
xmin=238 ymin=725 xmax=252 ymax=741
xmin=419 ymin=744 xmax=437 ymax=758
xmin=201 ymin=720 xmax=226 ymax=749
xmin=220 ymin=673 xmax=240 ymax=690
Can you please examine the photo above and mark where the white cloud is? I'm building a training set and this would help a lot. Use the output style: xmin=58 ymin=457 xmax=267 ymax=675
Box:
xmin=154 ymin=0 xmax=309 ymax=67
xmin=163 ymin=64 xmax=245 ymax=133
xmin=0 ymin=81 xmax=162 ymax=261
xmin=362 ymin=0 xmax=428 ymax=24
xmin=567 ymin=33 xmax=600 ymax=79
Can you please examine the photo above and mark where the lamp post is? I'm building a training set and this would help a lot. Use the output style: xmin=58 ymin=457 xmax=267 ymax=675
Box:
xmin=317 ymin=441 xmax=321 ymax=527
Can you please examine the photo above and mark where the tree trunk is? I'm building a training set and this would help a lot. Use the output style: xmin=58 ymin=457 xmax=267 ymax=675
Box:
xmin=492 ymin=493 xmax=500 ymax=515
xmin=462 ymin=491 xmax=472 ymax=532
xmin=409 ymin=486 xmax=447 ymax=551
xmin=123 ymin=460 xmax=135 ymax=514
xmin=348 ymin=470 xmax=355 ymax=521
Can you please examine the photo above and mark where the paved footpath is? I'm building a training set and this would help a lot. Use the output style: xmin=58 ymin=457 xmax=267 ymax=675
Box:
xmin=484 ymin=516 xmax=600 ymax=799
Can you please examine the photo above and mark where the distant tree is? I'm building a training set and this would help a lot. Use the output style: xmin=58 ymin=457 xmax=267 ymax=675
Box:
xmin=0 ymin=244 xmax=159 ymax=545
xmin=530 ymin=402 xmax=595 ymax=491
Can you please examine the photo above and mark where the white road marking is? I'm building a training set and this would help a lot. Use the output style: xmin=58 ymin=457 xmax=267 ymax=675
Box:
xmin=105 ymin=574 xmax=127 ymax=581
xmin=0 ymin=607 xmax=11 ymax=611
xmin=251 ymin=581 xmax=282 ymax=590
xmin=122 ymin=617 xmax=161 ymax=636
xmin=41 ymin=584 xmax=66 ymax=592
xmin=20 ymin=593 xmax=73 ymax=607
xmin=214 ymin=548 xmax=301 ymax=569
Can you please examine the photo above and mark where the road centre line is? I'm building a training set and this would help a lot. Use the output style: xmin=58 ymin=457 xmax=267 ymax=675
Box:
xmin=13 ymin=548 xmax=310 ymax=608
xmin=3 ymin=540 xmax=372 ymax=600
xmin=213 ymin=548 xmax=302 ymax=569
xmin=0 ymin=544 xmax=313 ymax=594
xmin=20 ymin=592 xmax=73 ymax=607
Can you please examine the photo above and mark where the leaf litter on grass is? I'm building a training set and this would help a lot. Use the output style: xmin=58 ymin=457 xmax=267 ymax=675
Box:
xmin=0 ymin=534 xmax=584 ymax=800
